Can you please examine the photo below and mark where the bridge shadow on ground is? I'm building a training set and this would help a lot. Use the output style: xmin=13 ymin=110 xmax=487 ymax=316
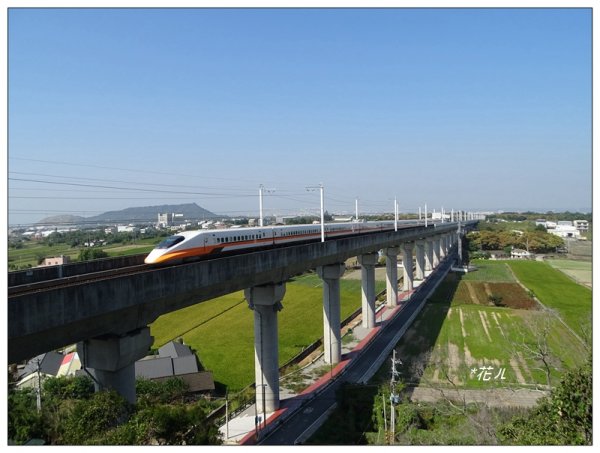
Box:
xmin=389 ymin=271 xmax=463 ymax=394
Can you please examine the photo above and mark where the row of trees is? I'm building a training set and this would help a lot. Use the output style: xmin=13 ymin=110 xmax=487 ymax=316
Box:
xmin=8 ymin=375 xmax=222 ymax=445
xmin=467 ymin=230 xmax=564 ymax=254
xmin=486 ymin=211 xmax=591 ymax=223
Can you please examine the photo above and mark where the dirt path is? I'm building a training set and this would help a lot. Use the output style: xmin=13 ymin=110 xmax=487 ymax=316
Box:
xmin=407 ymin=385 xmax=549 ymax=408
xmin=478 ymin=311 xmax=492 ymax=342
xmin=465 ymin=282 xmax=480 ymax=304
xmin=458 ymin=308 xmax=467 ymax=337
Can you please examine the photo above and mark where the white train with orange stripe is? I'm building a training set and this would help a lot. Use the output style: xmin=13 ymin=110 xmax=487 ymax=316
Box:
xmin=144 ymin=220 xmax=425 ymax=265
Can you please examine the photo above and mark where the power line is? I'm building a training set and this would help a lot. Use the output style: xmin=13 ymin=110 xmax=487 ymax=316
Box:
xmin=8 ymin=178 xmax=258 ymax=197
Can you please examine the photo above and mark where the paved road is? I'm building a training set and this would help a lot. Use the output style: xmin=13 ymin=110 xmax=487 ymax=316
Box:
xmin=259 ymin=259 xmax=452 ymax=445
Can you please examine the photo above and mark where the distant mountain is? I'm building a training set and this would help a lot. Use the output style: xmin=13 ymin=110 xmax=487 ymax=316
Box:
xmin=35 ymin=214 xmax=87 ymax=225
xmin=37 ymin=203 xmax=221 ymax=225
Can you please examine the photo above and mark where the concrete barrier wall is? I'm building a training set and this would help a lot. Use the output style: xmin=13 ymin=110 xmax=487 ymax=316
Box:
xmin=8 ymin=254 xmax=147 ymax=286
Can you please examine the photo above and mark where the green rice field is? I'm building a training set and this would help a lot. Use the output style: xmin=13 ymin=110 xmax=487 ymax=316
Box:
xmin=546 ymin=259 xmax=592 ymax=288
xmin=150 ymin=272 xmax=385 ymax=391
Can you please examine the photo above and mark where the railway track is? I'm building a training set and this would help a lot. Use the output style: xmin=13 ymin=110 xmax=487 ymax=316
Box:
xmin=7 ymin=264 xmax=150 ymax=297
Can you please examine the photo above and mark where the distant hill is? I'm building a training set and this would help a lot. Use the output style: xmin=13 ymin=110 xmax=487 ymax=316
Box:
xmin=37 ymin=203 xmax=221 ymax=225
xmin=35 ymin=214 xmax=87 ymax=225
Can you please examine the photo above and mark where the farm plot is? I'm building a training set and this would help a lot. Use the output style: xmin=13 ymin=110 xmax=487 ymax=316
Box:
xmin=507 ymin=261 xmax=592 ymax=338
xmin=392 ymin=302 xmax=586 ymax=390
xmin=546 ymin=259 xmax=592 ymax=288
xmin=462 ymin=260 xmax=516 ymax=282
xmin=376 ymin=266 xmax=587 ymax=391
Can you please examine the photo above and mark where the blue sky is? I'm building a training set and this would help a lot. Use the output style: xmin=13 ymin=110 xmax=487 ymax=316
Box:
xmin=7 ymin=7 xmax=592 ymax=225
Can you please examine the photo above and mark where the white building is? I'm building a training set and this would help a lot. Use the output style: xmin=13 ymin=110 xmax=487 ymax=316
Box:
xmin=511 ymin=249 xmax=533 ymax=259
xmin=550 ymin=223 xmax=581 ymax=239
xmin=574 ymin=220 xmax=589 ymax=232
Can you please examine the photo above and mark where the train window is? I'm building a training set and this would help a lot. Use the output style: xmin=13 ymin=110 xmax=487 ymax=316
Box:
xmin=156 ymin=235 xmax=185 ymax=249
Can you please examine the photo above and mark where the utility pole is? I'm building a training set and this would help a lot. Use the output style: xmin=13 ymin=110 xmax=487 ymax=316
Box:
xmin=394 ymin=197 xmax=398 ymax=232
xmin=355 ymin=197 xmax=359 ymax=222
xmin=306 ymin=184 xmax=325 ymax=242
xmin=389 ymin=349 xmax=402 ymax=444
xmin=425 ymin=204 xmax=428 ymax=227
xmin=35 ymin=358 xmax=42 ymax=412
xmin=259 ymin=184 xmax=275 ymax=227
xmin=225 ymin=393 xmax=229 ymax=440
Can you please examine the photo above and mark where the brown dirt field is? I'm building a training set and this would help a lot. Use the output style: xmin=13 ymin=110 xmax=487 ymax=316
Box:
xmin=487 ymin=283 xmax=537 ymax=310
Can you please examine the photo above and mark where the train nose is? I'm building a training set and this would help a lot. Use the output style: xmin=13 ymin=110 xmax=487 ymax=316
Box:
xmin=144 ymin=249 xmax=163 ymax=264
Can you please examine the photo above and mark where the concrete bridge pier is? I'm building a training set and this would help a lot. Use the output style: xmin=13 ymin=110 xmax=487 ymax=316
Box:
xmin=415 ymin=240 xmax=425 ymax=280
xmin=425 ymin=239 xmax=433 ymax=272
xmin=439 ymin=234 xmax=447 ymax=260
xmin=245 ymin=283 xmax=286 ymax=413
xmin=77 ymin=326 xmax=153 ymax=404
xmin=317 ymin=263 xmax=346 ymax=364
xmin=383 ymin=247 xmax=399 ymax=307
xmin=432 ymin=237 xmax=440 ymax=268
xmin=402 ymin=242 xmax=414 ymax=291
xmin=358 ymin=253 xmax=378 ymax=328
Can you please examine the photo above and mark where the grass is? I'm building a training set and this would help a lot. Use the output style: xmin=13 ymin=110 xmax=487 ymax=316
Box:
xmin=546 ymin=259 xmax=592 ymax=288
xmin=461 ymin=260 xmax=515 ymax=282
xmin=150 ymin=272 xmax=385 ymax=391
xmin=372 ymin=263 xmax=589 ymax=390
xmin=507 ymin=261 xmax=592 ymax=338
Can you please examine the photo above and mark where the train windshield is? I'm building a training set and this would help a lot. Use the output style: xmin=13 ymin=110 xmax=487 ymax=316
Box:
xmin=156 ymin=235 xmax=185 ymax=249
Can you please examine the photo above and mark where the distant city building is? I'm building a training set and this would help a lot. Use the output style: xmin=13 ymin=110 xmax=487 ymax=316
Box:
xmin=275 ymin=215 xmax=299 ymax=225
xmin=38 ymin=255 xmax=71 ymax=267
xmin=333 ymin=216 xmax=353 ymax=222
xmin=550 ymin=223 xmax=581 ymax=239
xmin=573 ymin=220 xmax=589 ymax=232
xmin=158 ymin=213 xmax=170 ymax=227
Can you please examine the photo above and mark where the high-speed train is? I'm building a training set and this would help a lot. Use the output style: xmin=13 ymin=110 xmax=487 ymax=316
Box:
xmin=144 ymin=220 xmax=428 ymax=265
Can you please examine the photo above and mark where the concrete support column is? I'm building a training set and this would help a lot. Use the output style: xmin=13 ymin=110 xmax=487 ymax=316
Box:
xmin=402 ymin=242 xmax=414 ymax=291
xmin=432 ymin=237 xmax=440 ymax=268
xmin=457 ymin=232 xmax=463 ymax=264
xmin=317 ymin=263 xmax=346 ymax=365
xmin=383 ymin=247 xmax=399 ymax=307
xmin=245 ymin=283 xmax=286 ymax=413
xmin=78 ymin=327 xmax=153 ymax=404
xmin=439 ymin=234 xmax=446 ymax=260
xmin=442 ymin=234 xmax=448 ymax=257
xmin=425 ymin=239 xmax=434 ymax=271
xmin=358 ymin=253 xmax=378 ymax=329
xmin=415 ymin=240 xmax=426 ymax=280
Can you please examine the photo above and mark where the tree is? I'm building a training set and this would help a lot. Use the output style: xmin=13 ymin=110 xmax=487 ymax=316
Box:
xmin=8 ymin=388 xmax=45 ymax=444
xmin=499 ymin=358 xmax=592 ymax=445
xmin=59 ymin=390 xmax=131 ymax=445
xmin=78 ymin=248 xmax=109 ymax=261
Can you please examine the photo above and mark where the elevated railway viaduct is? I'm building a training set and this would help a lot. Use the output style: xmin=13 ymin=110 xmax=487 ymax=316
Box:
xmin=9 ymin=220 xmax=477 ymax=406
